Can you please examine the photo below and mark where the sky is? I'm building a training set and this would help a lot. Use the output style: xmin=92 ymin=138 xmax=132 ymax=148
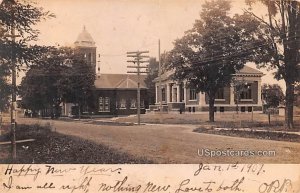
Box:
xmin=14 ymin=0 xmax=285 ymax=89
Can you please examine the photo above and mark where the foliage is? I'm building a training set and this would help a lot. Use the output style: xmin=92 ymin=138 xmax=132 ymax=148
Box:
xmin=20 ymin=47 xmax=95 ymax=115
xmin=165 ymin=0 xmax=267 ymax=121
xmin=144 ymin=57 xmax=159 ymax=105
xmin=0 ymin=0 xmax=54 ymax=111
xmin=262 ymin=84 xmax=285 ymax=108
xmin=244 ymin=0 xmax=300 ymax=128
xmin=0 ymin=0 xmax=54 ymax=67
xmin=0 ymin=63 xmax=10 ymax=111
xmin=58 ymin=49 xmax=96 ymax=113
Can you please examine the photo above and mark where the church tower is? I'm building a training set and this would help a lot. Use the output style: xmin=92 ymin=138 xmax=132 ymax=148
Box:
xmin=74 ymin=26 xmax=97 ymax=73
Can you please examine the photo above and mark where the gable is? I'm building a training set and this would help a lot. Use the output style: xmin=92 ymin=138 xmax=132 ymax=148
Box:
xmin=95 ymin=74 xmax=147 ymax=89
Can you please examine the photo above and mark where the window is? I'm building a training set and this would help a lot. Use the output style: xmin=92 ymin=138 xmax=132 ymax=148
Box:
xmin=141 ymin=100 xmax=145 ymax=109
xmin=173 ymin=87 xmax=177 ymax=102
xmin=161 ymin=88 xmax=166 ymax=102
xmin=99 ymin=97 xmax=104 ymax=112
xmin=104 ymin=97 xmax=110 ymax=111
xmin=240 ymin=84 xmax=252 ymax=99
xmin=99 ymin=97 xmax=110 ymax=112
xmin=120 ymin=99 xmax=126 ymax=109
xmin=130 ymin=99 xmax=136 ymax=109
xmin=220 ymin=107 xmax=225 ymax=112
xmin=189 ymin=89 xmax=197 ymax=100
xmin=241 ymin=106 xmax=246 ymax=112
xmin=248 ymin=107 xmax=252 ymax=112
xmin=88 ymin=53 xmax=92 ymax=63
xmin=216 ymin=88 xmax=224 ymax=99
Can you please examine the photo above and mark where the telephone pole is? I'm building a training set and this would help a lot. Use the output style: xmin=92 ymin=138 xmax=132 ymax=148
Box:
xmin=10 ymin=26 xmax=18 ymax=160
xmin=158 ymin=40 xmax=163 ymax=122
xmin=127 ymin=51 xmax=149 ymax=125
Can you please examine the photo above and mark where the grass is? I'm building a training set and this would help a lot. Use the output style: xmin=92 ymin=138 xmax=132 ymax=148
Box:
xmin=193 ymin=127 xmax=300 ymax=143
xmin=0 ymin=124 xmax=153 ymax=164
xmin=115 ymin=112 xmax=300 ymax=130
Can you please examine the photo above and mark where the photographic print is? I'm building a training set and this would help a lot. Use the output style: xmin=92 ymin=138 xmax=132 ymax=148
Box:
xmin=0 ymin=0 xmax=299 ymax=192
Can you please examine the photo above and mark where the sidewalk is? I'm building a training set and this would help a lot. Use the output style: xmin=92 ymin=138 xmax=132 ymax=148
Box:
xmin=54 ymin=116 xmax=300 ymax=136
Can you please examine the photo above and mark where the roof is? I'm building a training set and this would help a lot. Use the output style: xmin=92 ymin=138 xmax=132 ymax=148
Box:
xmin=153 ymin=69 xmax=174 ymax=82
xmin=95 ymin=74 xmax=147 ymax=90
xmin=236 ymin=65 xmax=264 ymax=75
xmin=74 ymin=26 xmax=96 ymax=47
xmin=154 ymin=65 xmax=263 ymax=82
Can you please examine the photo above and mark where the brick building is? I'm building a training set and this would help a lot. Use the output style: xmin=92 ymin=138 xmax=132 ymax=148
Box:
xmin=94 ymin=74 xmax=148 ymax=116
xmin=151 ymin=66 xmax=264 ymax=113
xmin=61 ymin=27 xmax=149 ymax=116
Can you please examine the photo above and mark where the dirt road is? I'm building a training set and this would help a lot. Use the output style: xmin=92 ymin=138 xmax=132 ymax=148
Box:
xmin=19 ymin=118 xmax=300 ymax=163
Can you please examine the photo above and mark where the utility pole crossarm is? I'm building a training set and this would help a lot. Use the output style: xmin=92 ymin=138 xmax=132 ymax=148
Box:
xmin=127 ymin=71 xmax=149 ymax=73
xmin=126 ymin=50 xmax=149 ymax=125
xmin=139 ymin=60 xmax=150 ymax=63
xmin=127 ymin=66 xmax=149 ymax=68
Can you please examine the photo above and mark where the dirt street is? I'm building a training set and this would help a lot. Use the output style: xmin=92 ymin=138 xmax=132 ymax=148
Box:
xmin=19 ymin=118 xmax=300 ymax=163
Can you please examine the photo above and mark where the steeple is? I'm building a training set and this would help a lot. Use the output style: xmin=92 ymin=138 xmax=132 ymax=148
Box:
xmin=74 ymin=26 xmax=96 ymax=47
xmin=74 ymin=26 xmax=97 ymax=74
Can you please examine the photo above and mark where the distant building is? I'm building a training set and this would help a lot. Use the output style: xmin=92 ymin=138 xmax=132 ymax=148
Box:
xmin=151 ymin=66 xmax=264 ymax=113
xmin=61 ymin=27 xmax=149 ymax=117
xmin=94 ymin=74 xmax=148 ymax=116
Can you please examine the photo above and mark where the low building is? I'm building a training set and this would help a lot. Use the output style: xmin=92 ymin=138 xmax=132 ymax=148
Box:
xmin=151 ymin=65 xmax=264 ymax=113
xmin=94 ymin=74 xmax=148 ymax=116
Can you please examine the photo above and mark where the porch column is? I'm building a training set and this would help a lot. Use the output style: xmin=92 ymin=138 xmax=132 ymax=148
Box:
xmin=199 ymin=92 xmax=206 ymax=106
xmin=230 ymin=83 xmax=235 ymax=105
xmin=167 ymin=83 xmax=171 ymax=103
xmin=155 ymin=85 xmax=158 ymax=104
xmin=183 ymin=82 xmax=187 ymax=102
xmin=257 ymin=80 xmax=262 ymax=105
xmin=177 ymin=83 xmax=181 ymax=102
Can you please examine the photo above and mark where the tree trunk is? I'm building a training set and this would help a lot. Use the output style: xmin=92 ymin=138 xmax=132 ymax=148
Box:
xmin=285 ymin=81 xmax=294 ymax=129
xmin=78 ymin=102 xmax=81 ymax=120
xmin=208 ymin=95 xmax=215 ymax=122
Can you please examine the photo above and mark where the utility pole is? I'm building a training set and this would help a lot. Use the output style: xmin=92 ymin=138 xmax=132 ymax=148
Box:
xmin=158 ymin=40 xmax=163 ymax=122
xmin=127 ymin=51 xmax=149 ymax=125
xmin=10 ymin=26 xmax=17 ymax=160
xmin=2 ymin=0 xmax=19 ymax=160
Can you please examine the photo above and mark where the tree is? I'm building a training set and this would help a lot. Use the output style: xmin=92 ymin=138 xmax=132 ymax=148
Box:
xmin=262 ymin=84 xmax=285 ymax=108
xmin=0 ymin=0 xmax=53 ymax=159
xmin=295 ymin=82 xmax=300 ymax=106
xmin=232 ymin=78 xmax=250 ymax=114
xmin=0 ymin=0 xmax=53 ymax=111
xmin=166 ymin=0 xmax=267 ymax=121
xmin=144 ymin=57 xmax=159 ymax=105
xmin=0 ymin=62 xmax=10 ymax=111
xmin=59 ymin=49 xmax=96 ymax=116
xmin=20 ymin=47 xmax=95 ymax=117
xmin=244 ymin=0 xmax=300 ymax=129
xmin=20 ymin=47 xmax=70 ymax=116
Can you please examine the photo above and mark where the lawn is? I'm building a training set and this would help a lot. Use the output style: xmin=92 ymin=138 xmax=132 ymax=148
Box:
xmin=0 ymin=124 xmax=153 ymax=164
xmin=194 ymin=127 xmax=300 ymax=143
xmin=115 ymin=112 xmax=300 ymax=130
